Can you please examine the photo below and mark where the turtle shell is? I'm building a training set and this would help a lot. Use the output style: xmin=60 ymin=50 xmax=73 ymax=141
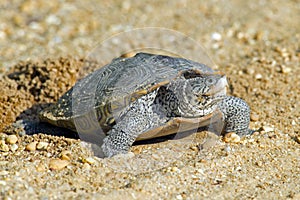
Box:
xmin=39 ymin=53 xmax=218 ymax=136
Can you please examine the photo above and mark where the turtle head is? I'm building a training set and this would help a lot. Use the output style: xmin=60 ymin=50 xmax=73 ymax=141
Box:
xmin=171 ymin=70 xmax=227 ymax=117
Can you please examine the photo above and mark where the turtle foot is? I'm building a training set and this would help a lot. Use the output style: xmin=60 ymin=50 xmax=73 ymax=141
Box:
xmin=218 ymin=96 xmax=251 ymax=136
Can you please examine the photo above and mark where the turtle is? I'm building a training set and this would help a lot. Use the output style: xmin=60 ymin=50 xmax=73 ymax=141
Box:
xmin=19 ymin=53 xmax=251 ymax=157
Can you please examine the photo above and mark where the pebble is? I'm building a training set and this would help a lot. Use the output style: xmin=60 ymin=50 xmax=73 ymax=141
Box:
xmin=0 ymin=180 xmax=6 ymax=186
xmin=0 ymin=141 xmax=9 ymax=152
xmin=211 ymin=32 xmax=222 ymax=41
xmin=36 ymin=142 xmax=48 ymax=150
xmin=279 ymin=65 xmax=292 ymax=74
xmin=60 ymin=150 xmax=72 ymax=160
xmin=223 ymin=132 xmax=241 ymax=143
xmin=245 ymin=68 xmax=255 ymax=75
xmin=46 ymin=14 xmax=61 ymax=25
xmin=6 ymin=135 xmax=18 ymax=144
xmin=82 ymin=163 xmax=91 ymax=170
xmin=170 ymin=166 xmax=178 ymax=173
xmin=82 ymin=157 xmax=97 ymax=165
xmin=10 ymin=144 xmax=18 ymax=152
xmin=0 ymin=30 xmax=6 ymax=39
xmin=121 ymin=52 xmax=136 ymax=58
xmin=151 ymin=153 xmax=160 ymax=160
xmin=295 ymin=136 xmax=300 ymax=144
xmin=262 ymin=126 xmax=274 ymax=132
xmin=255 ymin=161 xmax=263 ymax=167
xmin=190 ymin=146 xmax=198 ymax=152
xmin=255 ymin=73 xmax=263 ymax=80
xmin=250 ymin=113 xmax=259 ymax=121
xmin=223 ymin=145 xmax=233 ymax=153
xmin=0 ymin=170 xmax=9 ymax=175
xmin=36 ymin=163 xmax=47 ymax=172
xmin=0 ymin=161 xmax=9 ymax=165
xmin=26 ymin=142 xmax=38 ymax=151
xmin=176 ymin=194 xmax=183 ymax=200
xmin=49 ymin=159 xmax=69 ymax=170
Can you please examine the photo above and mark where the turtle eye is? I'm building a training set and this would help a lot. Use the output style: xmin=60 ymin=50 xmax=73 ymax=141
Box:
xmin=206 ymin=77 xmax=215 ymax=85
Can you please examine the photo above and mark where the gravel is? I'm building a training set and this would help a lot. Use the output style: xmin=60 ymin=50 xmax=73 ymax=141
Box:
xmin=0 ymin=0 xmax=299 ymax=199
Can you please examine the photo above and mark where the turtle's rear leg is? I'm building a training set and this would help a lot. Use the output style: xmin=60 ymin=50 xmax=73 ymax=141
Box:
xmin=218 ymin=96 xmax=252 ymax=136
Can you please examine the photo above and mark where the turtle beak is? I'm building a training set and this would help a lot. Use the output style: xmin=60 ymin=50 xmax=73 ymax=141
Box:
xmin=205 ymin=75 xmax=227 ymax=96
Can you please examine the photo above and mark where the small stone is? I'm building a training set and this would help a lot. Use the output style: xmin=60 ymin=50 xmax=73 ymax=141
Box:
xmin=82 ymin=157 xmax=96 ymax=165
xmin=190 ymin=146 xmax=198 ymax=152
xmin=82 ymin=163 xmax=91 ymax=170
xmin=250 ymin=113 xmax=259 ymax=121
xmin=255 ymin=73 xmax=263 ymax=80
xmin=46 ymin=14 xmax=61 ymax=25
xmin=121 ymin=52 xmax=136 ymax=58
xmin=6 ymin=135 xmax=18 ymax=144
xmin=226 ymin=29 xmax=234 ymax=37
xmin=279 ymin=65 xmax=292 ymax=73
xmin=132 ymin=147 xmax=142 ymax=155
xmin=245 ymin=68 xmax=255 ymax=75
xmin=0 ymin=171 xmax=9 ymax=175
xmin=10 ymin=144 xmax=18 ymax=152
xmin=0 ymin=133 xmax=6 ymax=140
xmin=211 ymin=32 xmax=222 ymax=41
xmin=121 ymin=1 xmax=131 ymax=10
xmin=0 ymin=161 xmax=9 ymax=165
xmin=223 ymin=145 xmax=232 ymax=153
xmin=0 ymin=141 xmax=9 ymax=152
xmin=251 ymin=131 xmax=260 ymax=136
xmin=291 ymin=120 xmax=296 ymax=126
xmin=60 ymin=150 xmax=72 ymax=160
xmin=36 ymin=163 xmax=47 ymax=172
xmin=223 ymin=132 xmax=241 ymax=143
xmin=151 ymin=153 xmax=160 ymax=160
xmin=212 ymin=43 xmax=220 ymax=49
xmin=254 ymin=31 xmax=264 ymax=40
xmin=255 ymin=161 xmax=263 ymax=167
xmin=295 ymin=136 xmax=300 ymax=144
xmin=171 ymin=166 xmax=179 ymax=172
xmin=262 ymin=126 xmax=274 ymax=132
xmin=49 ymin=159 xmax=69 ymax=170
xmin=36 ymin=142 xmax=48 ymax=150
xmin=176 ymin=194 xmax=183 ymax=200
xmin=61 ymin=154 xmax=71 ymax=160
xmin=0 ymin=180 xmax=6 ymax=186
xmin=237 ymin=32 xmax=245 ymax=39
xmin=26 ymin=142 xmax=38 ymax=151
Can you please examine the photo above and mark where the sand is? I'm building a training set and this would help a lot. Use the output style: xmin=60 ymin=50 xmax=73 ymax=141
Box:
xmin=0 ymin=0 xmax=299 ymax=199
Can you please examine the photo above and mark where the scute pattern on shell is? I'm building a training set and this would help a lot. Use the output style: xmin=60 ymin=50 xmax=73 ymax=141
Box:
xmin=40 ymin=53 xmax=214 ymax=129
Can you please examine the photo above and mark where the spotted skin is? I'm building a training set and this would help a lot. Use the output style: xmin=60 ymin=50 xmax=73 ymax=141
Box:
xmin=218 ymin=96 xmax=251 ymax=135
xmin=102 ymin=90 xmax=169 ymax=157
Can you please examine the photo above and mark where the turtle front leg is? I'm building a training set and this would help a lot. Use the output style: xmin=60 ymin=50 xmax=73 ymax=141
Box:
xmin=218 ymin=96 xmax=252 ymax=136
xmin=101 ymin=91 xmax=168 ymax=157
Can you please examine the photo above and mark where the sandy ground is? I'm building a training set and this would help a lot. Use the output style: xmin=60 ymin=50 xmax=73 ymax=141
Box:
xmin=0 ymin=0 xmax=299 ymax=199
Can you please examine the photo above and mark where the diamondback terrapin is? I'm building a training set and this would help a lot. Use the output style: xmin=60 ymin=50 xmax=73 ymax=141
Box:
xmin=36 ymin=53 xmax=251 ymax=157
